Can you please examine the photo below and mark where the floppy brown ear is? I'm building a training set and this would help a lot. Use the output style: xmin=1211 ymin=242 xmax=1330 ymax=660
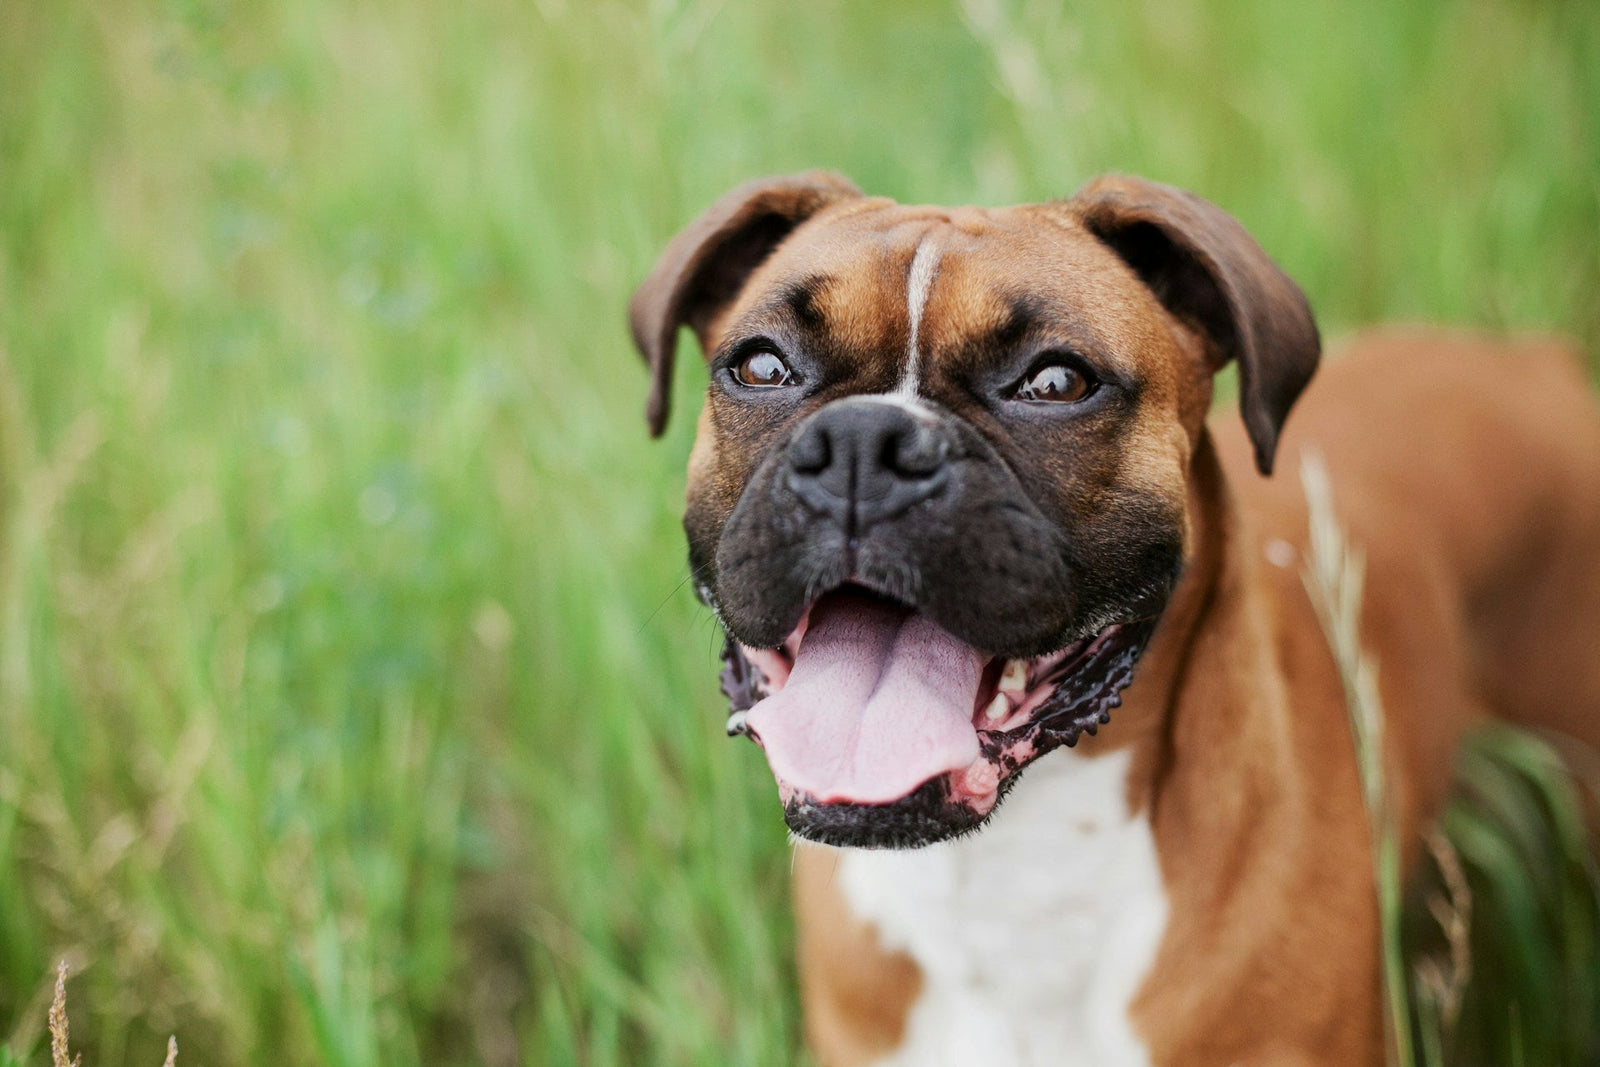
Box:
xmin=629 ymin=171 xmax=863 ymax=436
xmin=1069 ymin=175 xmax=1320 ymax=476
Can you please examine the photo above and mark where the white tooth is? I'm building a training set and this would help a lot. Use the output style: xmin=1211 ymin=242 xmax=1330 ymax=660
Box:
xmin=998 ymin=658 xmax=1029 ymax=693
xmin=984 ymin=693 xmax=1010 ymax=722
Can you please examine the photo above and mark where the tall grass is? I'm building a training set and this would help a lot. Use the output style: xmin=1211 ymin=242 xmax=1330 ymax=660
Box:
xmin=1427 ymin=727 xmax=1600 ymax=1066
xmin=1304 ymin=454 xmax=1600 ymax=1067
xmin=1 ymin=1 xmax=1597 ymax=1064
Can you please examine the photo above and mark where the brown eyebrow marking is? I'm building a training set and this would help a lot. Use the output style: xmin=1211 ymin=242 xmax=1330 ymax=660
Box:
xmin=939 ymin=290 xmax=1128 ymax=383
xmin=989 ymin=291 xmax=1124 ymax=357
xmin=776 ymin=274 xmax=834 ymax=331
xmin=994 ymin=294 xmax=1048 ymax=350
xmin=945 ymin=292 xmax=1052 ymax=362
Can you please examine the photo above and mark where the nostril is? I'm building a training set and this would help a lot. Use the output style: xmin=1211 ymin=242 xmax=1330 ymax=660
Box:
xmin=789 ymin=425 xmax=831 ymax=475
xmin=794 ymin=447 xmax=829 ymax=475
xmin=884 ymin=425 xmax=949 ymax=478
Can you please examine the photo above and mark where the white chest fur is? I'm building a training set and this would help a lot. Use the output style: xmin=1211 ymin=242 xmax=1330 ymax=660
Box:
xmin=831 ymin=748 xmax=1169 ymax=1067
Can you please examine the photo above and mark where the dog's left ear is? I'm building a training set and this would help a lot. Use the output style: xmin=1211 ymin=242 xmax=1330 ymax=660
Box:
xmin=630 ymin=171 xmax=863 ymax=436
xmin=1069 ymin=175 xmax=1320 ymax=476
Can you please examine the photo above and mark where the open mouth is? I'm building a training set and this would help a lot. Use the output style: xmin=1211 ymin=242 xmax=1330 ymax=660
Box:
xmin=720 ymin=586 xmax=1157 ymax=848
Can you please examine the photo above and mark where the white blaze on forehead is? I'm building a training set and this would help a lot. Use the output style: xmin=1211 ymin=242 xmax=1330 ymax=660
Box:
xmin=898 ymin=236 xmax=943 ymax=396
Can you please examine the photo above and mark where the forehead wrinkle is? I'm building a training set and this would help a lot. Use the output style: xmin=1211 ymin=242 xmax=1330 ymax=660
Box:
xmin=805 ymin=253 xmax=908 ymax=355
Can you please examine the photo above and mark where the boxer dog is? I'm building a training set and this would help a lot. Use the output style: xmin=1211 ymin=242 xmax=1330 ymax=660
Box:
xmin=629 ymin=172 xmax=1600 ymax=1066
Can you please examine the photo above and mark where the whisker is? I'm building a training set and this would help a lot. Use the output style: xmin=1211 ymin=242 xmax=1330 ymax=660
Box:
xmin=635 ymin=560 xmax=715 ymax=637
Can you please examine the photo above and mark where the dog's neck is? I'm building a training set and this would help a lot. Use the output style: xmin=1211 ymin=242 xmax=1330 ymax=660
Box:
xmin=1091 ymin=425 xmax=1326 ymax=918
xmin=1107 ymin=429 xmax=1375 ymax=1062
xmin=1088 ymin=428 xmax=1245 ymax=776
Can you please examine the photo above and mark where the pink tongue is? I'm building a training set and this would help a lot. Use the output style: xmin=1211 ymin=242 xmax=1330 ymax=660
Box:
xmin=745 ymin=594 xmax=985 ymax=804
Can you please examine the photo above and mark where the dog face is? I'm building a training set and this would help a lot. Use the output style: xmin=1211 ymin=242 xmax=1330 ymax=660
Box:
xmin=632 ymin=173 xmax=1318 ymax=847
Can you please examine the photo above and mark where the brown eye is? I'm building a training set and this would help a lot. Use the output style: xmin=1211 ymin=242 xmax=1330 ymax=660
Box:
xmin=735 ymin=349 xmax=797 ymax=388
xmin=1016 ymin=361 xmax=1091 ymax=403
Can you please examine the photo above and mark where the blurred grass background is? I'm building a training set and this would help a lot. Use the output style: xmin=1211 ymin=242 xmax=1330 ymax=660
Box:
xmin=0 ymin=0 xmax=1596 ymax=1064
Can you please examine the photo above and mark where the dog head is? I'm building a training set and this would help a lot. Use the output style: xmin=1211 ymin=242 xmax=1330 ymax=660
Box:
xmin=631 ymin=172 xmax=1318 ymax=847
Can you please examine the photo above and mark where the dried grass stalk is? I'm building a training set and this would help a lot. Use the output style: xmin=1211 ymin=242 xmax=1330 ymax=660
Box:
xmin=1300 ymin=452 xmax=1415 ymax=1067
xmin=48 ymin=961 xmax=81 ymax=1067
xmin=45 ymin=962 xmax=178 ymax=1066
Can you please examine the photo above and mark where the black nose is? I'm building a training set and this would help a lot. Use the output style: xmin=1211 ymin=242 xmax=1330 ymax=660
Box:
xmin=785 ymin=399 xmax=951 ymax=531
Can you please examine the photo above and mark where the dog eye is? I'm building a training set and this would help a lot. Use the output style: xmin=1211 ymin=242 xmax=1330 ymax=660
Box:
xmin=1015 ymin=361 xmax=1092 ymax=403
xmin=734 ymin=349 xmax=798 ymax=388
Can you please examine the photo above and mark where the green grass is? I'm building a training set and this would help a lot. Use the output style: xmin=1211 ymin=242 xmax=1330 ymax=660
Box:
xmin=1415 ymin=727 xmax=1600 ymax=1067
xmin=1 ymin=1 xmax=1598 ymax=1064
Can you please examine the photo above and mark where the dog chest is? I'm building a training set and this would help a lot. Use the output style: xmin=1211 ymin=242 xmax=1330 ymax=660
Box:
xmin=833 ymin=748 xmax=1168 ymax=1067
